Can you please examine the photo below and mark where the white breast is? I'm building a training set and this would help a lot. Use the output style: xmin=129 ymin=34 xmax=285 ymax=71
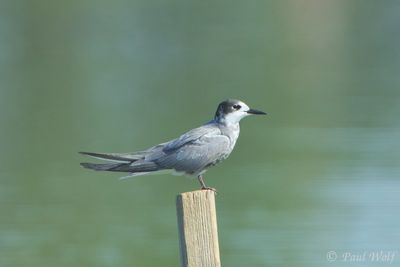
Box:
xmin=220 ymin=123 xmax=240 ymax=154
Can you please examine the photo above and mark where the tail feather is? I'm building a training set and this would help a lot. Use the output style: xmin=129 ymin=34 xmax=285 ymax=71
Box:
xmin=79 ymin=151 xmax=145 ymax=162
xmin=80 ymin=161 xmax=161 ymax=173
xmin=80 ymin=162 xmax=126 ymax=171
xmin=80 ymin=150 xmax=163 ymax=176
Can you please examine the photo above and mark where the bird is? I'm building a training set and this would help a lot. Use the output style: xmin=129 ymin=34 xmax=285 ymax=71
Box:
xmin=80 ymin=99 xmax=266 ymax=191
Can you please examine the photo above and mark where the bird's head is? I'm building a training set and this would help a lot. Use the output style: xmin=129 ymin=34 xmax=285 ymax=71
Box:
xmin=214 ymin=99 xmax=266 ymax=125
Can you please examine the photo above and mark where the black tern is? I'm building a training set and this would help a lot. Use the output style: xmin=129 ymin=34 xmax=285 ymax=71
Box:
xmin=80 ymin=99 xmax=266 ymax=191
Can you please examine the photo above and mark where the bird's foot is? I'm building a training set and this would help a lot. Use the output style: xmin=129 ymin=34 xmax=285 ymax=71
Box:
xmin=201 ymin=186 xmax=218 ymax=194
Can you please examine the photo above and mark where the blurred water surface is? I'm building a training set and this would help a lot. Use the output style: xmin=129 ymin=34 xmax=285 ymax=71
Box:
xmin=1 ymin=0 xmax=400 ymax=266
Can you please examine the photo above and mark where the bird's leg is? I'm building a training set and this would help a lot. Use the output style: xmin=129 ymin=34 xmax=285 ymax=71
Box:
xmin=197 ymin=175 xmax=217 ymax=193
xmin=198 ymin=175 xmax=207 ymax=188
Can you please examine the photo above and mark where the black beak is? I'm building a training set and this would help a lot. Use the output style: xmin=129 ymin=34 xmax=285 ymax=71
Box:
xmin=247 ymin=108 xmax=267 ymax=115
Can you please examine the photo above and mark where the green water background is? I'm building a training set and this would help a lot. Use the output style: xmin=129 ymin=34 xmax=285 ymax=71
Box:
xmin=1 ymin=1 xmax=399 ymax=266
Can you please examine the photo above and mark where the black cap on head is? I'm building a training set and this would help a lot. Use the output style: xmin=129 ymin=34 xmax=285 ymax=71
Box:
xmin=214 ymin=99 xmax=266 ymax=122
xmin=214 ymin=99 xmax=242 ymax=119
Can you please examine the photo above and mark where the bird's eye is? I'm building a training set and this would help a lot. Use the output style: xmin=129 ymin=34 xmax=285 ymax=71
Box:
xmin=233 ymin=104 xmax=241 ymax=110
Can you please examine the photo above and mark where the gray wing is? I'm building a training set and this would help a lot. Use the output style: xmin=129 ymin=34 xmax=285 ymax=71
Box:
xmin=154 ymin=128 xmax=231 ymax=174
xmin=81 ymin=122 xmax=231 ymax=175
xmin=162 ymin=123 xmax=218 ymax=152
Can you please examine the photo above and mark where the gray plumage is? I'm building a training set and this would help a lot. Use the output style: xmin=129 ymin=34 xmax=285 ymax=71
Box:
xmin=80 ymin=99 xmax=266 ymax=190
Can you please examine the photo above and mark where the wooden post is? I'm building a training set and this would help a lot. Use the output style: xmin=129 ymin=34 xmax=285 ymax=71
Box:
xmin=176 ymin=190 xmax=221 ymax=267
